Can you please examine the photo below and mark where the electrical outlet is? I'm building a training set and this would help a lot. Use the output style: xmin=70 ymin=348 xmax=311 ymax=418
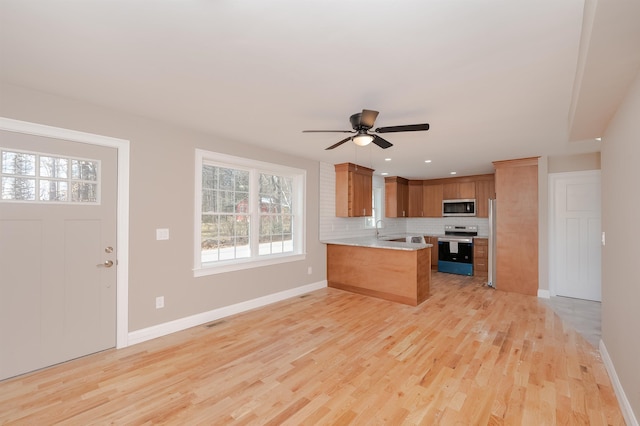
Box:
xmin=156 ymin=296 xmax=164 ymax=309
xmin=156 ymin=228 xmax=169 ymax=240
xmin=308 ymin=266 xmax=313 ymax=275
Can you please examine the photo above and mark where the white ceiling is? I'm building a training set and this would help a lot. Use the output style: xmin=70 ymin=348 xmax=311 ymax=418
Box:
xmin=1 ymin=0 xmax=639 ymax=179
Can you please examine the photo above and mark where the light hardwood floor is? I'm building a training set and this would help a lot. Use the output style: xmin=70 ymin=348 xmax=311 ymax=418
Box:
xmin=0 ymin=273 xmax=625 ymax=425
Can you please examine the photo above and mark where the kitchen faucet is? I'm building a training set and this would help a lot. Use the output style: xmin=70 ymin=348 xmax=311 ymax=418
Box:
xmin=375 ymin=219 xmax=384 ymax=239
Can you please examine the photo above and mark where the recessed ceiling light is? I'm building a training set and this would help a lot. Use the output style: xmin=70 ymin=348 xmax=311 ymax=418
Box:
xmin=450 ymin=171 xmax=457 ymax=175
xmin=595 ymin=137 xmax=602 ymax=141
xmin=424 ymin=160 xmax=432 ymax=163
xmin=381 ymin=172 xmax=389 ymax=176
xmin=385 ymin=158 xmax=392 ymax=161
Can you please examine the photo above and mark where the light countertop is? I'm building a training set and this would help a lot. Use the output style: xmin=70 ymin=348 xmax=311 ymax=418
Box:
xmin=322 ymin=234 xmax=433 ymax=251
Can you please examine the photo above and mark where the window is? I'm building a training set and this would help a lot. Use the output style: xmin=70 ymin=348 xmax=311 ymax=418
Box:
xmin=195 ymin=150 xmax=306 ymax=275
xmin=365 ymin=186 xmax=383 ymax=228
xmin=1 ymin=148 xmax=99 ymax=203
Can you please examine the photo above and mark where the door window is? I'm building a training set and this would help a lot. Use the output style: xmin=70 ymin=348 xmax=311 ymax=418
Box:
xmin=1 ymin=148 xmax=100 ymax=203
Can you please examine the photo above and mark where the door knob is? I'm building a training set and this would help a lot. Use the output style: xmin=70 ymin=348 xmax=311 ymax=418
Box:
xmin=97 ymin=260 xmax=114 ymax=268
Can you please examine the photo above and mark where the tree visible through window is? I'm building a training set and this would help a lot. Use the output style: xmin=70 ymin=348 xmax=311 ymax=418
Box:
xmin=201 ymin=165 xmax=250 ymax=262
xmin=195 ymin=150 xmax=305 ymax=274
xmin=1 ymin=148 xmax=99 ymax=203
xmin=259 ymin=173 xmax=293 ymax=255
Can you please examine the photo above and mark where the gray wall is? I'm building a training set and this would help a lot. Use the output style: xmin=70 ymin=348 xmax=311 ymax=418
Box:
xmin=0 ymin=83 xmax=326 ymax=332
xmin=548 ymin=152 xmax=601 ymax=173
xmin=601 ymin=70 xmax=640 ymax=419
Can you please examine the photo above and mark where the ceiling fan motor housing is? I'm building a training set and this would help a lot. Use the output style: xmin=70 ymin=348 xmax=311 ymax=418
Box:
xmin=350 ymin=113 xmax=367 ymax=130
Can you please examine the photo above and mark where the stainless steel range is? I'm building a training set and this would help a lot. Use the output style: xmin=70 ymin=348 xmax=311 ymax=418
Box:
xmin=438 ymin=225 xmax=478 ymax=276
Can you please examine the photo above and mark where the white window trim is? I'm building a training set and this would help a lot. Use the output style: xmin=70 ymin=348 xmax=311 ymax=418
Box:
xmin=194 ymin=149 xmax=306 ymax=276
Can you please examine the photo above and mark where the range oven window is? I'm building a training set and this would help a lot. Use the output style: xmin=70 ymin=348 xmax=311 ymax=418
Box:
xmin=438 ymin=240 xmax=473 ymax=264
xmin=438 ymin=238 xmax=473 ymax=276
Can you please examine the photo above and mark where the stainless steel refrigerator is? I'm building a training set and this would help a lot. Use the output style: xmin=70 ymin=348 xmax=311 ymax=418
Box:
xmin=487 ymin=198 xmax=497 ymax=288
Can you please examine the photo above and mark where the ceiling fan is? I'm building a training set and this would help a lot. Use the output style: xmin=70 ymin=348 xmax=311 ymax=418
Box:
xmin=303 ymin=109 xmax=429 ymax=150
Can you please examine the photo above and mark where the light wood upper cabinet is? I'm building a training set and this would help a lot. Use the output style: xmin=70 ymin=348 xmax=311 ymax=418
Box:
xmin=475 ymin=178 xmax=496 ymax=218
xmin=385 ymin=177 xmax=409 ymax=218
xmin=422 ymin=184 xmax=443 ymax=217
xmin=386 ymin=173 xmax=494 ymax=218
xmin=408 ymin=180 xmax=424 ymax=217
xmin=334 ymin=163 xmax=374 ymax=217
xmin=442 ymin=181 xmax=476 ymax=200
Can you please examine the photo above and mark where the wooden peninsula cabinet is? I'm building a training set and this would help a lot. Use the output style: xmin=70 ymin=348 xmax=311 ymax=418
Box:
xmin=334 ymin=163 xmax=374 ymax=217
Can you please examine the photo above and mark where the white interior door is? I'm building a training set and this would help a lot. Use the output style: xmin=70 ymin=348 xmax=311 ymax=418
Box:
xmin=0 ymin=129 xmax=117 ymax=380
xmin=550 ymin=171 xmax=601 ymax=301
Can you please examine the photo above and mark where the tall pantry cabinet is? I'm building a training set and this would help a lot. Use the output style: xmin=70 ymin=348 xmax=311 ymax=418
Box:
xmin=493 ymin=157 xmax=539 ymax=296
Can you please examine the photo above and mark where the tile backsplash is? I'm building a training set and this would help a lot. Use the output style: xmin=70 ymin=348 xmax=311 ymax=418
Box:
xmin=319 ymin=162 xmax=489 ymax=240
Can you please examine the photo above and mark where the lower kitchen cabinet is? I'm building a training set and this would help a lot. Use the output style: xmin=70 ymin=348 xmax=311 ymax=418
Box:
xmin=426 ymin=236 xmax=439 ymax=270
xmin=473 ymin=238 xmax=488 ymax=277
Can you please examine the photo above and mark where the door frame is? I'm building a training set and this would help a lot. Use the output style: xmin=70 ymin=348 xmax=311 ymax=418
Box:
xmin=548 ymin=169 xmax=601 ymax=298
xmin=0 ymin=117 xmax=130 ymax=348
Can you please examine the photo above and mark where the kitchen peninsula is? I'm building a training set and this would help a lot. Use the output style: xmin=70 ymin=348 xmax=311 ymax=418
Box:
xmin=323 ymin=237 xmax=432 ymax=306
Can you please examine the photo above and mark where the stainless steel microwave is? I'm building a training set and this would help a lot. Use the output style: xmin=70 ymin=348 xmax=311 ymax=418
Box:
xmin=442 ymin=199 xmax=476 ymax=217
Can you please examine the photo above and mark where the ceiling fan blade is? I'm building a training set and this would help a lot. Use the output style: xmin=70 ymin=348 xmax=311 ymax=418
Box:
xmin=360 ymin=109 xmax=379 ymax=128
xmin=375 ymin=123 xmax=430 ymax=133
xmin=372 ymin=135 xmax=393 ymax=149
xmin=325 ymin=136 xmax=353 ymax=150
xmin=302 ymin=130 xmax=354 ymax=133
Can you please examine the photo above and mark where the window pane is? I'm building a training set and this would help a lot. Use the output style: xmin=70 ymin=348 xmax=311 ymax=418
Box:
xmin=1 ymin=176 xmax=36 ymax=200
xmin=71 ymin=160 xmax=98 ymax=181
xmin=202 ymin=189 xmax=216 ymax=212
xmin=71 ymin=182 xmax=98 ymax=202
xmin=218 ymin=167 xmax=234 ymax=190
xmin=202 ymin=165 xmax=216 ymax=188
xmin=282 ymin=215 xmax=292 ymax=233
xmin=258 ymin=173 xmax=294 ymax=256
xmin=220 ymin=190 xmax=235 ymax=213
xmin=39 ymin=180 xmax=68 ymax=201
xmin=235 ymin=170 xmax=249 ymax=191
xmin=40 ymin=156 xmax=68 ymax=178
xmin=2 ymin=151 xmax=36 ymax=176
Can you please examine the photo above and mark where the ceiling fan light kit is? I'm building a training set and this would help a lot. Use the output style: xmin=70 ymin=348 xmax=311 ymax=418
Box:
xmin=303 ymin=109 xmax=429 ymax=150
xmin=353 ymin=133 xmax=374 ymax=146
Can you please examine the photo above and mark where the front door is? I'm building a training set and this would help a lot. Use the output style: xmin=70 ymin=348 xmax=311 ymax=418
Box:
xmin=551 ymin=171 xmax=602 ymax=301
xmin=0 ymin=129 xmax=117 ymax=380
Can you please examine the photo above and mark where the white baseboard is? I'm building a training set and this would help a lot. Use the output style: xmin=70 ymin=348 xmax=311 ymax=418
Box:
xmin=600 ymin=340 xmax=639 ymax=426
xmin=128 ymin=280 xmax=327 ymax=346
xmin=537 ymin=289 xmax=551 ymax=299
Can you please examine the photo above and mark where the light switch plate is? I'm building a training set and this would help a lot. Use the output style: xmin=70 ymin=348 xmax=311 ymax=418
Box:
xmin=156 ymin=228 xmax=169 ymax=240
